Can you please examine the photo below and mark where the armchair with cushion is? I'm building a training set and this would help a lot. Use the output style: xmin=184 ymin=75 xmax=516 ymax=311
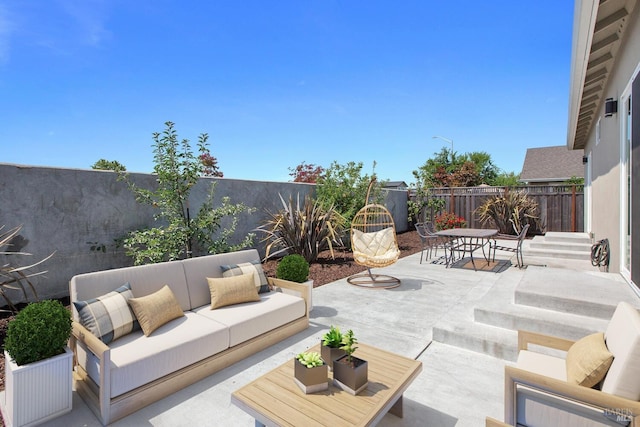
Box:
xmin=502 ymin=301 xmax=640 ymax=426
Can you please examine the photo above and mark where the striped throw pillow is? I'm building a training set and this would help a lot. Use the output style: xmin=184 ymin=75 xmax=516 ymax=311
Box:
xmin=73 ymin=282 xmax=140 ymax=344
xmin=220 ymin=260 xmax=271 ymax=293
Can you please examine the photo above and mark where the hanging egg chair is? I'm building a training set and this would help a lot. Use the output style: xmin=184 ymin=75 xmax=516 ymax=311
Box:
xmin=347 ymin=178 xmax=401 ymax=288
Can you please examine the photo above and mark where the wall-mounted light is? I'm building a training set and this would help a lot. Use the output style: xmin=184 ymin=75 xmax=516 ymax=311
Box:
xmin=605 ymin=97 xmax=618 ymax=117
xmin=582 ymin=156 xmax=588 ymax=164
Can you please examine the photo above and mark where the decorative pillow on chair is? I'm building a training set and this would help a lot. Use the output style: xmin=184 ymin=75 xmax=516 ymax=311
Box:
xmin=128 ymin=285 xmax=185 ymax=336
xmin=566 ymin=332 xmax=614 ymax=388
xmin=207 ymin=272 xmax=261 ymax=309
xmin=73 ymin=282 xmax=140 ymax=344
xmin=220 ymin=260 xmax=271 ymax=293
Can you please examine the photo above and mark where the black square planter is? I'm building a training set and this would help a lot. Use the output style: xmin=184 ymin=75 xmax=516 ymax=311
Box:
xmin=332 ymin=355 xmax=368 ymax=395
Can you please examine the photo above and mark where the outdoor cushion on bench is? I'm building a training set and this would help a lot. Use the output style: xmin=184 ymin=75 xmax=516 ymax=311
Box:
xmin=77 ymin=311 xmax=229 ymax=398
xmin=193 ymin=290 xmax=305 ymax=347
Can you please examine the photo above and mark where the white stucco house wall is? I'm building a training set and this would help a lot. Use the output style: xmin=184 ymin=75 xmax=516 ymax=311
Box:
xmin=567 ymin=0 xmax=639 ymax=289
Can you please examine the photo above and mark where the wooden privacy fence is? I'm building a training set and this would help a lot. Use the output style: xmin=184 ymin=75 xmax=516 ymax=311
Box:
xmin=419 ymin=185 xmax=584 ymax=233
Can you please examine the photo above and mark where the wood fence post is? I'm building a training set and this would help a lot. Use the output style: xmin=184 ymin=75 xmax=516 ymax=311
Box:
xmin=450 ymin=188 xmax=455 ymax=214
xmin=572 ymin=184 xmax=576 ymax=232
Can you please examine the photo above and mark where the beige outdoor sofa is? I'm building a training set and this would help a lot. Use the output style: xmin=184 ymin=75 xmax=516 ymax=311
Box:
xmin=501 ymin=301 xmax=640 ymax=426
xmin=69 ymin=249 xmax=309 ymax=425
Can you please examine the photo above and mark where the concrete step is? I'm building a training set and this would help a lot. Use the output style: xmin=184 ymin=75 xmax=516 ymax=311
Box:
xmin=527 ymin=240 xmax=592 ymax=253
xmin=474 ymin=303 xmax=608 ymax=341
xmin=432 ymin=321 xmax=519 ymax=361
xmin=432 ymin=266 xmax=638 ymax=362
xmin=514 ymin=266 xmax=637 ymax=319
xmin=543 ymin=232 xmax=592 ymax=244
xmin=522 ymin=246 xmax=591 ymax=260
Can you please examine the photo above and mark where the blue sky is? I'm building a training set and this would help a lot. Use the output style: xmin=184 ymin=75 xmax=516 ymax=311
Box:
xmin=0 ymin=1 xmax=574 ymax=185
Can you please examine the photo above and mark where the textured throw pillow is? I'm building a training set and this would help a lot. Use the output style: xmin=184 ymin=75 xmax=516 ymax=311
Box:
xmin=220 ymin=260 xmax=271 ymax=293
xmin=128 ymin=285 xmax=184 ymax=336
xmin=73 ymin=282 xmax=140 ymax=344
xmin=207 ymin=273 xmax=261 ymax=309
xmin=566 ymin=332 xmax=614 ymax=388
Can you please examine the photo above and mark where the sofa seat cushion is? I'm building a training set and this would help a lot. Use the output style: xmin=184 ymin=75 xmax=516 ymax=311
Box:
xmin=193 ymin=290 xmax=305 ymax=347
xmin=517 ymin=350 xmax=566 ymax=381
xmin=80 ymin=312 xmax=229 ymax=398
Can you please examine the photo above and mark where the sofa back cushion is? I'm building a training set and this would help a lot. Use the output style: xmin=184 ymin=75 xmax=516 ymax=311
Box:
xmin=182 ymin=249 xmax=262 ymax=309
xmin=601 ymin=301 xmax=640 ymax=400
xmin=70 ymin=260 xmax=191 ymax=318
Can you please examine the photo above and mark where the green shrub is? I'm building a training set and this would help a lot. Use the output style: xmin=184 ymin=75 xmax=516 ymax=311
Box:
xmin=276 ymin=254 xmax=309 ymax=283
xmin=315 ymin=161 xmax=382 ymax=225
xmin=5 ymin=300 xmax=72 ymax=366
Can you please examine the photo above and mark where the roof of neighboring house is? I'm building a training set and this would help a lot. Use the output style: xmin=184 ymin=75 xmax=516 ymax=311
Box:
xmin=384 ymin=181 xmax=408 ymax=189
xmin=520 ymin=146 xmax=585 ymax=183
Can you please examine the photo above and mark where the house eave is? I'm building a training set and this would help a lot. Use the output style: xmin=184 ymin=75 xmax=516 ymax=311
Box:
xmin=567 ymin=0 xmax=637 ymax=150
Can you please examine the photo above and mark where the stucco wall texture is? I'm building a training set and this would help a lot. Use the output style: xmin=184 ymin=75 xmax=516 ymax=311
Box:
xmin=0 ymin=163 xmax=408 ymax=302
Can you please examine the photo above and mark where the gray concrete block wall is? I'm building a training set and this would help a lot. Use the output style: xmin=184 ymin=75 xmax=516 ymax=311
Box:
xmin=0 ymin=163 xmax=407 ymax=302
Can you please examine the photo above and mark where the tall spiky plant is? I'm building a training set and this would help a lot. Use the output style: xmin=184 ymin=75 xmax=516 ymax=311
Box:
xmin=257 ymin=193 xmax=345 ymax=263
xmin=475 ymin=190 xmax=540 ymax=235
xmin=0 ymin=225 xmax=54 ymax=313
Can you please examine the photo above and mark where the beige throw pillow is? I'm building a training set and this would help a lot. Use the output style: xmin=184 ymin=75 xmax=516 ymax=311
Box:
xmin=128 ymin=285 xmax=184 ymax=336
xmin=566 ymin=332 xmax=614 ymax=388
xmin=207 ymin=272 xmax=260 ymax=309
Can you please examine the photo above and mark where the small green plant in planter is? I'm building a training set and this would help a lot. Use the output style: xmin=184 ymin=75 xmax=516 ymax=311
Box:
xmin=293 ymin=351 xmax=328 ymax=394
xmin=333 ymin=329 xmax=368 ymax=395
xmin=276 ymin=254 xmax=314 ymax=313
xmin=276 ymin=254 xmax=309 ymax=283
xmin=321 ymin=325 xmax=346 ymax=370
xmin=4 ymin=300 xmax=74 ymax=426
xmin=5 ymin=299 xmax=72 ymax=366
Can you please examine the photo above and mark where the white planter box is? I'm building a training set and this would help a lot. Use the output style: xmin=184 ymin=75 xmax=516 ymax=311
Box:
xmin=2 ymin=347 xmax=73 ymax=427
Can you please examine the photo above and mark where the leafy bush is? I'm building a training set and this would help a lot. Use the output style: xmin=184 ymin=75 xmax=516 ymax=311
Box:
xmin=257 ymin=193 xmax=345 ymax=263
xmin=276 ymin=254 xmax=309 ymax=283
xmin=434 ymin=212 xmax=467 ymax=230
xmin=315 ymin=161 xmax=382 ymax=225
xmin=475 ymin=190 xmax=540 ymax=235
xmin=120 ymin=122 xmax=255 ymax=264
xmin=5 ymin=300 xmax=71 ymax=366
xmin=0 ymin=225 xmax=54 ymax=313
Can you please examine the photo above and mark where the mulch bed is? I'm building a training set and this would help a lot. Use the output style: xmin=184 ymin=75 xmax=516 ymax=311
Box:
xmin=0 ymin=230 xmax=423 ymax=395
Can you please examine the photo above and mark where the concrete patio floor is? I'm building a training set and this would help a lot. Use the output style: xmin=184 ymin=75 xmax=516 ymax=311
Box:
xmin=32 ymin=247 xmax=639 ymax=426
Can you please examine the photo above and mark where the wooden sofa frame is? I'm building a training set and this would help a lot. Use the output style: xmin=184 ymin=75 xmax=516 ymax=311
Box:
xmin=70 ymin=277 xmax=310 ymax=425
xmin=504 ymin=330 xmax=640 ymax=426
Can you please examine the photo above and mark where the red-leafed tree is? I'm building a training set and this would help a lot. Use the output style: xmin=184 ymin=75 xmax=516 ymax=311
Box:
xmin=288 ymin=162 xmax=324 ymax=183
xmin=199 ymin=152 xmax=223 ymax=177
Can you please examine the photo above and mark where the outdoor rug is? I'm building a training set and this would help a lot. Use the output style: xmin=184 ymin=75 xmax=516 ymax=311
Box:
xmin=450 ymin=257 xmax=512 ymax=273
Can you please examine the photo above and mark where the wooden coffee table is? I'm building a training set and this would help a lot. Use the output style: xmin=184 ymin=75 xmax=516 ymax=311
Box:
xmin=231 ymin=342 xmax=423 ymax=426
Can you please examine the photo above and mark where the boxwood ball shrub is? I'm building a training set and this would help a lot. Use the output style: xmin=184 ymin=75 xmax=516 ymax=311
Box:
xmin=5 ymin=300 xmax=72 ymax=366
xmin=276 ymin=254 xmax=310 ymax=283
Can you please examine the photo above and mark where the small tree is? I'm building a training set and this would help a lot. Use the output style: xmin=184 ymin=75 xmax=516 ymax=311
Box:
xmin=288 ymin=162 xmax=324 ymax=183
xmin=315 ymin=161 xmax=382 ymax=225
xmin=92 ymin=159 xmax=126 ymax=172
xmin=120 ymin=121 xmax=255 ymax=265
